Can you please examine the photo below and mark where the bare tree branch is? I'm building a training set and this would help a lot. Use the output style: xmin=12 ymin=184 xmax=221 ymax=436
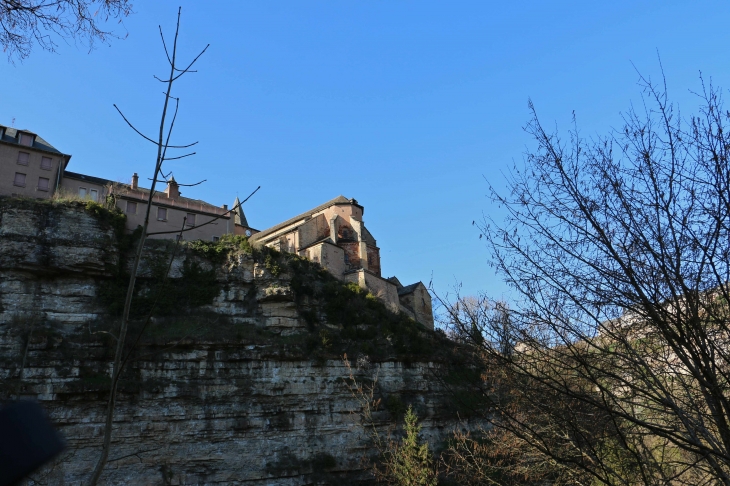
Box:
xmin=113 ymin=103 xmax=198 ymax=149
xmin=162 ymin=152 xmax=196 ymax=161
xmin=439 ymin=69 xmax=730 ymax=485
xmin=89 ymin=8 xmax=208 ymax=484
xmin=0 ymin=0 xmax=133 ymax=62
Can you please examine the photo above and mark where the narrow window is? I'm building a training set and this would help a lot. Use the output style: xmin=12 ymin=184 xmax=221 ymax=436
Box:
xmin=212 ymin=236 xmax=220 ymax=242
xmin=18 ymin=133 xmax=33 ymax=146
xmin=79 ymin=187 xmax=87 ymax=198
xmin=89 ymin=189 xmax=98 ymax=201
xmin=186 ymin=213 xmax=196 ymax=226
xmin=157 ymin=207 xmax=167 ymax=221
xmin=17 ymin=152 xmax=29 ymax=165
xmin=126 ymin=201 xmax=137 ymax=214
xmin=40 ymin=156 xmax=52 ymax=170
xmin=37 ymin=177 xmax=49 ymax=191
xmin=13 ymin=173 xmax=26 ymax=187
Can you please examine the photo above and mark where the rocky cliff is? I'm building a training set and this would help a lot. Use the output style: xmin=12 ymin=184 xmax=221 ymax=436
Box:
xmin=0 ymin=198 xmax=470 ymax=485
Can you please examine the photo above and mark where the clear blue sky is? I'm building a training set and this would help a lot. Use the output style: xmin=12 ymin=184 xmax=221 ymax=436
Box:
xmin=3 ymin=1 xmax=730 ymax=305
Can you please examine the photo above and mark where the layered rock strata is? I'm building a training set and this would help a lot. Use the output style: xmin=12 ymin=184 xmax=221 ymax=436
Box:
xmin=0 ymin=199 xmax=461 ymax=485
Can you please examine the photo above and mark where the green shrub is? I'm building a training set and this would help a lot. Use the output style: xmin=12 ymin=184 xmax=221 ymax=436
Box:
xmin=264 ymin=253 xmax=282 ymax=276
xmin=187 ymin=234 xmax=252 ymax=263
xmin=83 ymin=200 xmax=127 ymax=239
xmin=384 ymin=406 xmax=439 ymax=486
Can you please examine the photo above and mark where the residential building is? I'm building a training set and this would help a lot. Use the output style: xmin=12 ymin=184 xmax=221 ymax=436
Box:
xmin=60 ymin=171 xmax=111 ymax=202
xmin=0 ymin=126 xmax=71 ymax=199
xmin=107 ymin=174 xmax=234 ymax=241
xmin=0 ymin=126 xmax=238 ymax=242
xmin=59 ymin=171 xmax=237 ymax=241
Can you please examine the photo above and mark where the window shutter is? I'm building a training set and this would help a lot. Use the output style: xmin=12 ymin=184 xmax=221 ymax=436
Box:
xmin=19 ymin=133 xmax=33 ymax=146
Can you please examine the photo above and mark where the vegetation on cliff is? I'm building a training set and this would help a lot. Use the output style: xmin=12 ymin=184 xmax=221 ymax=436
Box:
xmin=0 ymin=195 xmax=127 ymax=237
xmin=0 ymin=196 xmax=483 ymax=485
xmin=96 ymin=232 xmax=459 ymax=364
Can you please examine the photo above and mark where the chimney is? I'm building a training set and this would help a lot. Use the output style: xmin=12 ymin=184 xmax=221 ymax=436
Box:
xmin=165 ymin=175 xmax=180 ymax=198
xmin=222 ymin=204 xmax=228 ymax=210
xmin=131 ymin=173 xmax=138 ymax=190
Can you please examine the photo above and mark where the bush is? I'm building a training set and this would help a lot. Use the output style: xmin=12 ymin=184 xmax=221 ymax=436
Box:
xmin=187 ymin=234 xmax=252 ymax=263
xmin=380 ymin=406 xmax=439 ymax=486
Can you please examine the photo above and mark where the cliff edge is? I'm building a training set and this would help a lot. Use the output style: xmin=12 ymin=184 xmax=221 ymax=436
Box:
xmin=0 ymin=198 xmax=472 ymax=485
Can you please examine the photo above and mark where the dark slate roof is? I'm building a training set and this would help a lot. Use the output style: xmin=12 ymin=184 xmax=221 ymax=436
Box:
xmin=397 ymin=282 xmax=424 ymax=296
xmin=63 ymin=171 xmax=113 ymax=186
xmin=233 ymin=196 xmax=249 ymax=227
xmin=251 ymin=195 xmax=356 ymax=242
xmin=362 ymin=225 xmax=377 ymax=245
xmin=0 ymin=126 xmax=65 ymax=156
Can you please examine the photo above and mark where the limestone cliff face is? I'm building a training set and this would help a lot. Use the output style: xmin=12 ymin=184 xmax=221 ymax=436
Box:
xmin=0 ymin=199 xmax=462 ymax=485
xmin=0 ymin=200 xmax=118 ymax=324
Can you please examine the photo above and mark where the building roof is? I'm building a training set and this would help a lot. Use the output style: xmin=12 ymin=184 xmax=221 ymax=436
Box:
xmin=362 ymin=225 xmax=377 ymax=245
xmin=233 ymin=196 xmax=249 ymax=227
xmin=63 ymin=171 xmax=114 ymax=186
xmin=0 ymin=126 xmax=66 ymax=157
xmin=251 ymin=195 xmax=359 ymax=242
xmin=397 ymin=282 xmax=424 ymax=296
xmin=387 ymin=276 xmax=403 ymax=288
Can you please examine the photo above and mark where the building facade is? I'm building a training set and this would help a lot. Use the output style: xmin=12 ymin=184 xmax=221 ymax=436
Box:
xmin=59 ymin=172 xmax=237 ymax=242
xmin=0 ymin=126 xmax=71 ymax=199
xmin=1 ymin=126 xmax=432 ymax=326
xmin=0 ymin=126 xmax=246 ymax=242
xmin=250 ymin=196 xmax=434 ymax=329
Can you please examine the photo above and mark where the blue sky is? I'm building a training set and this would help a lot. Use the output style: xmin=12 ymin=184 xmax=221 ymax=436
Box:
xmin=3 ymin=1 xmax=730 ymax=305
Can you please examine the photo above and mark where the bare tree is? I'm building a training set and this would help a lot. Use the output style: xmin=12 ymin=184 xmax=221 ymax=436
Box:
xmin=88 ymin=8 xmax=209 ymax=484
xmin=85 ymin=11 xmax=261 ymax=483
xmin=0 ymin=0 xmax=132 ymax=61
xmin=440 ymin=68 xmax=730 ymax=485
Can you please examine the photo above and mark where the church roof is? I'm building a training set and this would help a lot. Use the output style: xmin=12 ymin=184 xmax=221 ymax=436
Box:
xmin=397 ymin=282 xmax=425 ymax=296
xmin=233 ymin=196 xmax=249 ymax=227
xmin=250 ymin=195 xmax=358 ymax=242
xmin=387 ymin=276 xmax=403 ymax=288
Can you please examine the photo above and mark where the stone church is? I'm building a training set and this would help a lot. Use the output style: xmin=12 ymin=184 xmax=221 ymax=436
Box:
xmin=250 ymin=196 xmax=433 ymax=329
